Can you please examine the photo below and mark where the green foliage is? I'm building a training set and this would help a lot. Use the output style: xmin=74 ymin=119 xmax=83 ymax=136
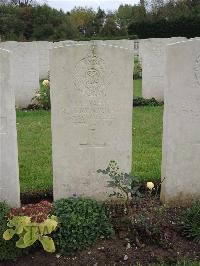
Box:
xmin=52 ymin=197 xmax=114 ymax=254
xmin=1 ymin=1 xmax=200 ymax=40
xmin=133 ymin=56 xmax=142 ymax=80
xmin=128 ymin=16 xmax=200 ymax=39
xmin=100 ymin=14 xmax=127 ymax=37
xmin=133 ymin=97 xmax=163 ymax=107
xmin=0 ymin=4 xmax=78 ymax=41
xmin=97 ymin=161 xmax=142 ymax=205
xmin=182 ymin=201 xmax=200 ymax=243
xmin=3 ymin=215 xmax=58 ymax=253
xmin=0 ymin=202 xmax=22 ymax=261
xmin=31 ymin=80 xmax=51 ymax=110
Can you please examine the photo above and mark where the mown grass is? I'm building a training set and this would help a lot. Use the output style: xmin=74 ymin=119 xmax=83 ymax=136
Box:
xmin=17 ymin=110 xmax=52 ymax=193
xmin=17 ymin=79 xmax=163 ymax=193
xmin=133 ymin=79 xmax=142 ymax=98
xmin=132 ymin=106 xmax=163 ymax=181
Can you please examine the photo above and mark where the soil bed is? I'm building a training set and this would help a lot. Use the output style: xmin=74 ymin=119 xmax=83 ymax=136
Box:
xmin=1 ymin=192 xmax=200 ymax=266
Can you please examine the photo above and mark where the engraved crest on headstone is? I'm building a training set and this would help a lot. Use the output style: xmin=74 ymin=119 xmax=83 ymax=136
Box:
xmin=74 ymin=48 xmax=111 ymax=97
xmin=194 ymin=54 xmax=200 ymax=86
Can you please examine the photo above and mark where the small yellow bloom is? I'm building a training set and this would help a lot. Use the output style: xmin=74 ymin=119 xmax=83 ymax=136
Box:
xmin=147 ymin=182 xmax=154 ymax=190
xmin=42 ymin=80 xmax=50 ymax=86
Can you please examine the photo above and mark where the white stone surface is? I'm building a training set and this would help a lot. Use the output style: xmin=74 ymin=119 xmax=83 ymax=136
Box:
xmin=161 ymin=39 xmax=200 ymax=204
xmin=50 ymin=43 xmax=133 ymax=200
xmin=0 ymin=49 xmax=20 ymax=207
xmin=0 ymin=41 xmax=40 ymax=108
xmin=101 ymin=39 xmax=135 ymax=51
xmin=36 ymin=41 xmax=53 ymax=80
xmin=140 ymin=37 xmax=186 ymax=101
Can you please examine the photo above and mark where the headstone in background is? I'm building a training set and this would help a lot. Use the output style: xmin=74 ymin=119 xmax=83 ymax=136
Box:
xmin=140 ymin=37 xmax=187 ymax=101
xmin=0 ymin=41 xmax=40 ymax=108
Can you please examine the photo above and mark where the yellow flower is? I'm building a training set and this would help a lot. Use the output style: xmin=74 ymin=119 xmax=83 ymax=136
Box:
xmin=147 ymin=182 xmax=154 ymax=190
xmin=42 ymin=80 xmax=50 ymax=86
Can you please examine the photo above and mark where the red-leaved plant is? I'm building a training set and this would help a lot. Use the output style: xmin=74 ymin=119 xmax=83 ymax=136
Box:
xmin=7 ymin=201 xmax=53 ymax=223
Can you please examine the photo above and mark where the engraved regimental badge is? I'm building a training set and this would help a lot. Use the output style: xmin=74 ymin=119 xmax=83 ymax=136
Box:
xmin=74 ymin=48 xmax=111 ymax=97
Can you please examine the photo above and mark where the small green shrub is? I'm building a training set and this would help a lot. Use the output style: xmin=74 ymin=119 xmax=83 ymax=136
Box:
xmin=0 ymin=202 xmax=22 ymax=261
xmin=31 ymin=80 xmax=51 ymax=110
xmin=97 ymin=161 xmax=142 ymax=206
xmin=52 ymin=197 xmax=114 ymax=254
xmin=182 ymin=201 xmax=200 ymax=243
xmin=133 ymin=57 xmax=142 ymax=80
xmin=133 ymin=97 xmax=163 ymax=107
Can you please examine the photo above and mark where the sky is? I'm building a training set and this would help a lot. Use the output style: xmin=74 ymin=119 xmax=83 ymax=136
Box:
xmin=44 ymin=0 xmax=139 ymax=12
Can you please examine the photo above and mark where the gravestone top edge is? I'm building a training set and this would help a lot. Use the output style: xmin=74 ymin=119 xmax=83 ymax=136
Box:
xmin=167 ymin=38 xmax=200 ymax=48
xmin=50 ymin=43 xmax=134 ymax=54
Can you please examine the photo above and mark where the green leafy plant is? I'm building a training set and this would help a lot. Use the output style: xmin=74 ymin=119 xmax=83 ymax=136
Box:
xmin=52 ymin=197 xmax=114 ymax=255
xmin=0 ymin=202 xmax=23 ymax=261
xmin=31 ymin=80 xmax=51 ymax=110
xmin=97 ymin=161 xmax=142 ymax=205
xmin=3 ymin=215 xmax=58 ymax=253
xmin=133 ymin=56 xmax=142 ymax=80
xmin=182 ymin=201 xmax=200 ymax=243
xmin=133 ymin=97 xmax=163 ymax=107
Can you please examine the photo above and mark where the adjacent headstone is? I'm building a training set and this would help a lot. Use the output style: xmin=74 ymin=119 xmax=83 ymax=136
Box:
xmin=140 ymin=37 xmax=187 ymax=101
xmin=36 ymin=41 xmax=53 ymax=80
xmin=101 ymin=39 xmax=135 ymax=52
xmin=0 ymin=41 xmax=40 ymax=108
xmin=161 ymin=39 xmax=200 ymax=204
xmin=50 ymin=43 xmax=133 ymax=200
xmin=0 ymin=49 xmax=20 ymax=207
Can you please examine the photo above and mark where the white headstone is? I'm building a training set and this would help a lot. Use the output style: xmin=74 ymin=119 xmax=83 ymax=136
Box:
xmin=0 ymin=49 xmax=20 ymax=207
xmin=36 ymin=41 xmax=53 ymax=80
xmin=140 ymin=37 xmax=187 ymax=101
xmin=101 ymin=40 xmax=135 ymax=51
xmin=0 ymin=41 xmax=40 ymax=108
xmin=50 ymin=43 xmax=133 ymax=200
xmin=161 ymin=39 xmax=200 ymax=204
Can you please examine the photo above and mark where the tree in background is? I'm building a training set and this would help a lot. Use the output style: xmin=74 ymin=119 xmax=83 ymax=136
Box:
xmin=70 ymin=7 xmax=95 ymax=36
xmin=93 ymin=7 xmax=106 ymax=35
xmin=0 ymin=0 xmax=200 ymax=41
xmin=100 ymin=12 xmax=127 ymax=37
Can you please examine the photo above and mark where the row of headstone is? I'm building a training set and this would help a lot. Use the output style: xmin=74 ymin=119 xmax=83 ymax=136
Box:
xmin=0 ymin=38 xmax=191 ymax=108
xmin=139 ymin=37 xmax=187 ymax=101
xmin=1 ymin=39 xmax=200 ymax=207
xmin=0 ymin=40 xmax=136 ymax=108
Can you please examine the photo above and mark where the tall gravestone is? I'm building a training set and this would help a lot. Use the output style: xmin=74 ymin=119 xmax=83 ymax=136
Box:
xmin=36 ymin=41 xmax=53 ymax=80
xmin=50 ymin=43 xmax=133 ymax=200
xmin=161 ymin=39 xmax=200 ymax=204
xmin=140 ymin=37 xmax=186 ymax=101
xmin=0 ymin=49 xmax=20 ymax=207
xmin=0 ymin=41 xmax=40 ymax=108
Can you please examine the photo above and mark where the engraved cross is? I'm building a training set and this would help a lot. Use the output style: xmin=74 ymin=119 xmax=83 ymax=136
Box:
xmin=79 ymin=122 xmax=106 ymax=176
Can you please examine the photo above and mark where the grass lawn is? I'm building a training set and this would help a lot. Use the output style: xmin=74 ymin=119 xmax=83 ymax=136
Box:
xmin=133 ymin=79 xmax=142 ymax=98
xmin=17 ymin=79 xmax=163 ymax=193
